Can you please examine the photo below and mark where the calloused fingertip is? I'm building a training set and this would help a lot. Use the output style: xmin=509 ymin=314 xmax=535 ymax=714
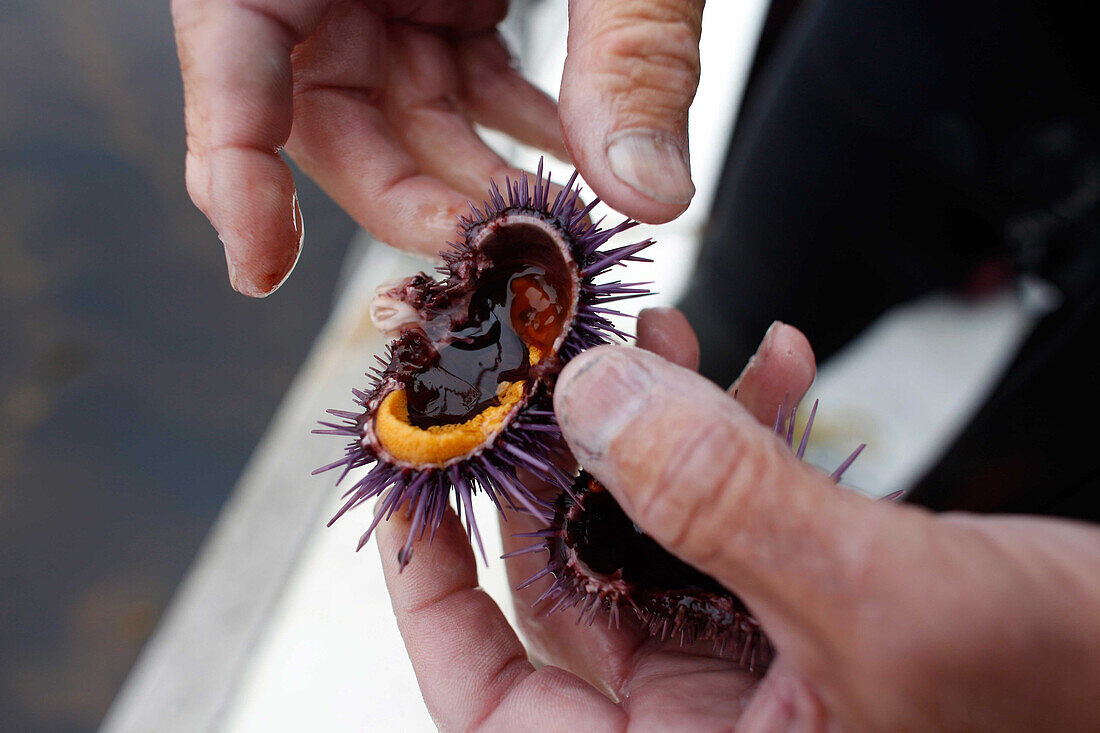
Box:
xmin=763 ymin=322 xmax=817 ymax=386
xmin=554 ymin=347 xmax=664 ymax=472
xmin=729 ymin=322 xmax=818 ymax=424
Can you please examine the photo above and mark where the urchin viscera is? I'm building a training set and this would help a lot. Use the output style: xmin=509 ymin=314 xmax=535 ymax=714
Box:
xmin=314 ymin=160 xmax=653 ymax=567
xmin=509 ymin=399 xmax=867 ymax=673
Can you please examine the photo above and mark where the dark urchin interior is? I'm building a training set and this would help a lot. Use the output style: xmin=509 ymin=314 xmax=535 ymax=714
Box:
xmin=515 ymin=401 xmax=870 ymax=671
xmin=524 ymin=472 xmax=772 ymax=670
xmin=566 ymin=484 xmax=745 ymax=608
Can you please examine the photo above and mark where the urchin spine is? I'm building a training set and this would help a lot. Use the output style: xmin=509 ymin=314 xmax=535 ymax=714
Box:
xmin=315 ymin=159 xmax=654 ymax=566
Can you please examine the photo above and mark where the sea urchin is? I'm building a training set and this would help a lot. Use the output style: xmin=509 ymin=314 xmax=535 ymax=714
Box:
xmin=314 ymin=160 xmax=653 ymax=566
xmin=509 ymin=399 xmax=866 ymax=672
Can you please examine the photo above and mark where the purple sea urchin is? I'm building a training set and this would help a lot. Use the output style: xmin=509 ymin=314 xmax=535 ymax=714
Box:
xmin=510 ymin=399 xmax=865 ymax=673
xmin=315 ymin=160 xmax=653 ymax=566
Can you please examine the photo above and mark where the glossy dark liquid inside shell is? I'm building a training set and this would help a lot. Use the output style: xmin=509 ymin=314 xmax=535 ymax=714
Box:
xmin=402 ymin=266 xmax=560 ymax=428
xmin=567 ymin=484 xmax=739 ymax=603
xmin=396 ymin=220 xmax=573 ymax=429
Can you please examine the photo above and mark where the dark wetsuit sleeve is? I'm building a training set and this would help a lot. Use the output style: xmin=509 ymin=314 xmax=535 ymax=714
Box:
xmin=680 ymin=0 xmax=1100 ymax=520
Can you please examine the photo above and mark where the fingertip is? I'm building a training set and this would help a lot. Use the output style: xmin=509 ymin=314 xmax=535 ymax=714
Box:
xmin=210 ymin=149 xmax=304 ymax=297
xmin=730 ymin=322 xmax=817 ymax=423
xmin=555 ymin=346 xmax=723 ymax=476
xmin=637 ymin=307 xmax=700 ymax=370
xmin=764 ymin=322 xmax=817 ymax=386
xmin=224 ymin=232 xmax=302 ymax=298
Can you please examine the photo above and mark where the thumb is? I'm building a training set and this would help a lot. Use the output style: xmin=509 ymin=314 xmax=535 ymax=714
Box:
xmin=560 ymin=0 xmax=702 ymax=222
xmin=553 ymin=346 xmax=893 ymax=649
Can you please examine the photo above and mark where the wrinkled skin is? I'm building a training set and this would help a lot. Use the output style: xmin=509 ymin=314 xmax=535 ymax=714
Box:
xmin=174 ymin=2 xmax=1100 ymax=727
xmin=377 ymin=311 xmax=1100 ymax=732
xmin=172 ymin=0 xmax=702 ymax=295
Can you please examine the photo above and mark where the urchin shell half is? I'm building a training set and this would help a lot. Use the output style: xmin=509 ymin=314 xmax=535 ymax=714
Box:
xmin=509 ymin=399 xmax=866 ymax=673
xmin=315 ymin=160 xmax=653 ymax=566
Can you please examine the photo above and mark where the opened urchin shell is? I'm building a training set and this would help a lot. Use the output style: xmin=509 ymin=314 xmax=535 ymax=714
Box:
xmin=314 ymin=160 xmax=653 ymax=567
xmin=510 ymin=399 xmax=866 ymax=673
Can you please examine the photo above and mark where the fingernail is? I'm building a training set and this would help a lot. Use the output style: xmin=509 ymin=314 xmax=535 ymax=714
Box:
xmin=606 ymin=130 xmax=695 ymax=205
xmin=555 ymin=350 xmax=654 ymax=465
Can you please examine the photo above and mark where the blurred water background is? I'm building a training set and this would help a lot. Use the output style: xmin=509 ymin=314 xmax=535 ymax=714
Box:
xmin=0 ymin=2 xmax=356 ymax=729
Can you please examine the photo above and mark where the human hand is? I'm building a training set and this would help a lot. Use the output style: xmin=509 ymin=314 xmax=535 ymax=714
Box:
xmin=377 ymin=308 xmax=800 ymax=730
xmin=377 ymin=312 xmax=1100 ymax=731
xmin=173 ymin=0 xmax=703 ymax=296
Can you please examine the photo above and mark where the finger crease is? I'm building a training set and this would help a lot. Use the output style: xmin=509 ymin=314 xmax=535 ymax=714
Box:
xmin=403 ymin=582 xmax=478 ymax=618
xmin=207 ymin=139 xmax=282 ymax=158
xmin=294 ymin=81 xmax=384 ymax=108
xmin=470 ymin=653 xmax=533 ymax=732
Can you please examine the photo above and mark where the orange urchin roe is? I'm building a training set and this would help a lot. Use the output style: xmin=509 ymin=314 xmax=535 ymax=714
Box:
xmin=375 ymin=346 xmax=542 ymax=466
xmin=510 ymin=273 xmax=565 ymax=351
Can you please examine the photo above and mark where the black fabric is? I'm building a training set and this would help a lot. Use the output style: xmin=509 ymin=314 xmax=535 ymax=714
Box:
xmin=680 ymin=0 xmax=1100 ymax=520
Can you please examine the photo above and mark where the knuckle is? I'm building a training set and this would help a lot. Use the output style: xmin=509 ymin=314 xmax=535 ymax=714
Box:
xmin=641 ymin=417 xmax=769 ymax=565
xmin=708 ymin=430 xmax=778 ymax=536
xmin=587 ymin=9 xmax=701 ymax=123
